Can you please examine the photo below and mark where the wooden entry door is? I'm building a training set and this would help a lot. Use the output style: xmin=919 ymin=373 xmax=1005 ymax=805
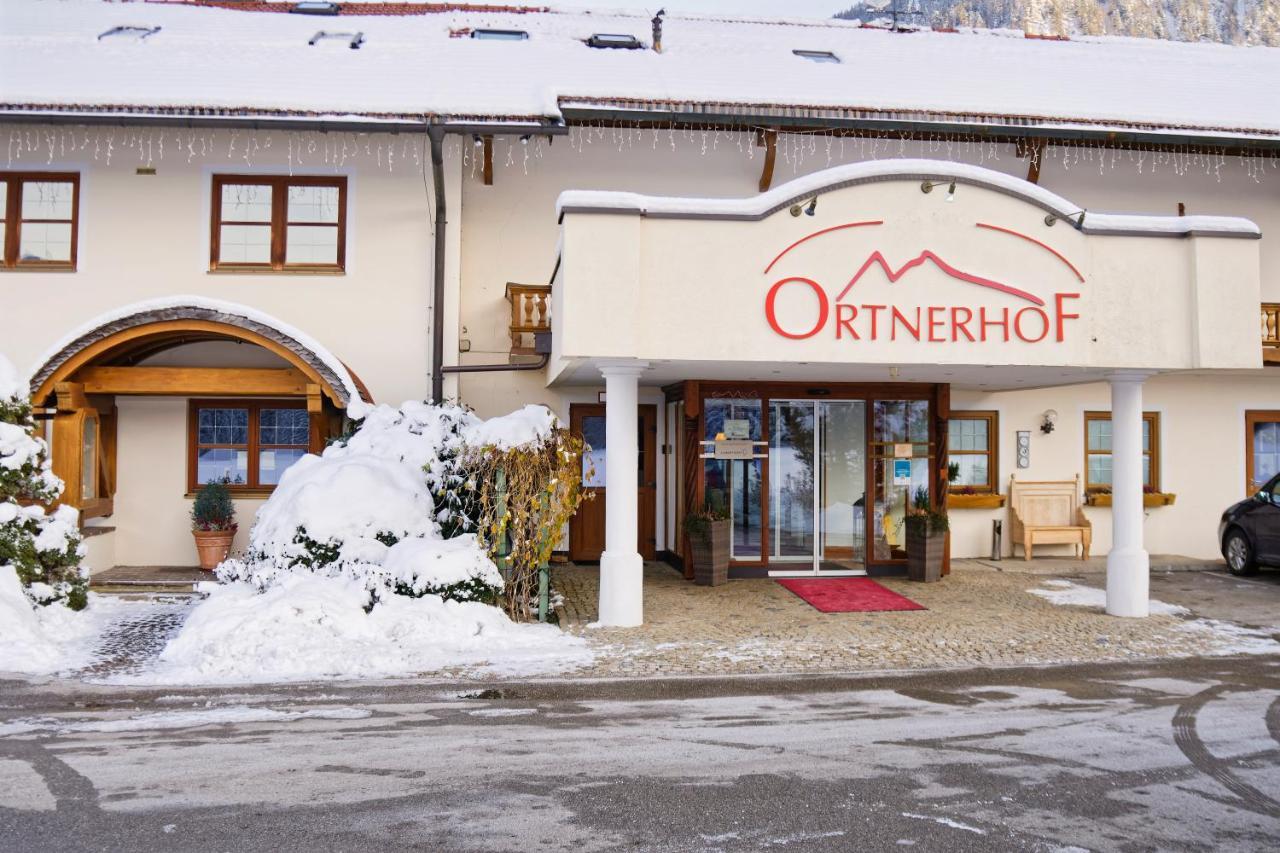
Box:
xmin=569 ymin=403 xmax=657 ymax=562
xmin=1246 ymin=410 xmax=1280 ymax=496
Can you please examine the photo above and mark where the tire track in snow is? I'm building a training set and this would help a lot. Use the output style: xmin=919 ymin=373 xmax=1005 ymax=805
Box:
xmin=1171 ymin=685 xmax=1280 ymax=817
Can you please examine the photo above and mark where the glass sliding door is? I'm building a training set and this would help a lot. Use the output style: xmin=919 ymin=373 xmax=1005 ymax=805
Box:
xmin=819 ymin=401 xmax=867 ymax=570
xmin=769 ymin=399 xmax=868 ymax=573
xmin=704 ymin=398 xmax=763 ymax=559
xmin=769 ymin=401 xmax=816 ymax=563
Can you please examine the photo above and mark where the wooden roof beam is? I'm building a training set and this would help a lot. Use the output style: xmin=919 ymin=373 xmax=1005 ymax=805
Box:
xmin=757 ymin=128 xmax=778 ymax=192
xmin=75 ymin=366 xmax=311 ymax=397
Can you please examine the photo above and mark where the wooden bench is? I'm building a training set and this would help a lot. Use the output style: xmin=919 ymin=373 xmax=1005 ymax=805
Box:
xmin=1008 ymin=475 xmax=1091 ymax=560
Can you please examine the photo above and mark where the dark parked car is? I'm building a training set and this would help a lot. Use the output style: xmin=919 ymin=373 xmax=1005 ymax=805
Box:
xmin=1220 ymin=472 xmax=1280 ymax=575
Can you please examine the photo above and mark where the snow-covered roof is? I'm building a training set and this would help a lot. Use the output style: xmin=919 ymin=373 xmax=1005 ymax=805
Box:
xmin=557 ymin=160 xmax=1263 ymax=237
xmin=2 ymin=1 xmax=1278 ymax=143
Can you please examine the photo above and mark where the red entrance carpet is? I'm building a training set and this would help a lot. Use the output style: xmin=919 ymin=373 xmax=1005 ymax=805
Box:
xmin=776 ymin=577 xmax=926 ymax=613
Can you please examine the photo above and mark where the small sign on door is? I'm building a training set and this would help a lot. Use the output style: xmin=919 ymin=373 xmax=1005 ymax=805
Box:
xmin=714 ymin=439 xmax=755 ymax=460
xmin=893 ymin=458 xmax=912 ymax=486
xmin=893 ymin=442 xmax=913 ymax=459
xmin=723 ymin=419 xmax=751 ymax=440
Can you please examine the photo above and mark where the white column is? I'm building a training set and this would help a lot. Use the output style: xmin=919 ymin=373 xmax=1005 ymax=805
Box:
xmin=598 ymin=361 xmax=648 ymax=627
xmin=1106 ymin=372 xmax=1150 ymax=618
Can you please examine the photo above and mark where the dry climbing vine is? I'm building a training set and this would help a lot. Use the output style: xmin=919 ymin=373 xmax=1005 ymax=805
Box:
xmin=462 ymin=428 xmax=589 ymax=621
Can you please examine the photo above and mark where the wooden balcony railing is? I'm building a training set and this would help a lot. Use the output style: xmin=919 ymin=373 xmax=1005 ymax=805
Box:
xmin=1264 ymin=303 xmax=1280 ymax=364
xmin=505 ymin=283 xmax=551 ymax=358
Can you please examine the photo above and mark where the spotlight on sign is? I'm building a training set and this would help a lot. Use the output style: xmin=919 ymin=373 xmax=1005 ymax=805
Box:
xmin=920 ymin=179 xmax=958 ymax=198
xmin=790 ymin=197 xmax=819 ymax=217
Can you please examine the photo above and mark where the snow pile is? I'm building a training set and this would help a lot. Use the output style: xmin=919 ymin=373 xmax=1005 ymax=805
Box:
xmin=383 ymin=535 xmax=503 ymax=595
xmin=1029 ymin=580 xmax=1190 ymax=615
xmin=129 ymin=573 xmax=591 ymax=684
xmin=0 ymin=566 xmax=149 ymax=676
xmin=0 ymin=355 xmax=21 ymax=402
xmin=219 ymin=401 xmax=554 ymax=599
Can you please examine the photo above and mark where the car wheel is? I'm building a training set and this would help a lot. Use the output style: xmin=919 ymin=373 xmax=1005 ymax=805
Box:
xmin=1223 ymin=529 xmax=1258 ymax=576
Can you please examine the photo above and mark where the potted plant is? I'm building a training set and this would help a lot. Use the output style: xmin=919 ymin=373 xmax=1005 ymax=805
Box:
xmin=905 ymin=485 xmax=948 ymax=583
xmin=191 ymin=479 xmax=237 ymax=570
xmin=686 ymin=488 xmax=730 ymax=586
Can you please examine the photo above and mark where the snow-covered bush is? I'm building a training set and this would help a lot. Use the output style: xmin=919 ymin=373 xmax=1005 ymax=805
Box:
xmin=0 ymin=356 xmax=87 ymax=610
xmin=217 ymin=401 xmax=557 ymax=608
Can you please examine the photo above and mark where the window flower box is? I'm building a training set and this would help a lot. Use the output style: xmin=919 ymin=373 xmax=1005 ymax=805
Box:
xmin=946 ymin=492 xmax=1006 ymax=509
xmin=1085 ymin=492 xmax=1177 ymax=508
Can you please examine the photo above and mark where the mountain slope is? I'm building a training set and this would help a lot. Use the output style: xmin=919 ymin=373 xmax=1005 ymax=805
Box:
xmin=835 ymin=0 xmax=1280 ymax=46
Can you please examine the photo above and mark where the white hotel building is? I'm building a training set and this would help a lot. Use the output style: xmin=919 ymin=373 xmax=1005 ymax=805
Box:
xmin=2 ymin=1 xmax=1278 ymax=624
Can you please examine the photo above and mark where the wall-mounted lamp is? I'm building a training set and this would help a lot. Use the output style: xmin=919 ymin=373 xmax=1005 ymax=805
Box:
xmin=921 ymin=179 xmax=957 ymax=202
xmin=1041 ymin=409 xmax=1058 ymax=434
xmin=790 ymin=197 xmax=818 ymax=217
xmin=520 ymin=134 xmax=532 ymax=145
xmin=472 ymin=134 xmax=483 ymax=147
xmin=1045 ymin=210 xmax=1086 ymax=228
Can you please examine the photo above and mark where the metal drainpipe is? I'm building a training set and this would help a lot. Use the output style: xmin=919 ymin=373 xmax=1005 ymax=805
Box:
xmin=428 ymin=123 xmax=448 ymax=403
xmin=428 ymin=125 xmax=554 ymax=396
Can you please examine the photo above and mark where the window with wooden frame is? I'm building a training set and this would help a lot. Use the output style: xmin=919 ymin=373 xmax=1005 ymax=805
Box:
xmin=0 ymin=172 xmax=79 ymax=270
xmin=210 ymin=175 xmax=346 ymax=272
xmin=188 ymin=400 xmax=310 ymax=493
xmin=1084 ymin=411 xmax=1160 ymax=493
xmin=947 ymin=411 xmax=998 ymax=492
xmin=1245 ymin=410 xmax=1280 ymax=495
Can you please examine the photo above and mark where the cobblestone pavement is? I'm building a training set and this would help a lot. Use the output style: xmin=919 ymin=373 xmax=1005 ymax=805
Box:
xmin=555 ymin=562 xmax=1280 ymax=678
xmin=77 ymin=597 xmax=196 ymax=680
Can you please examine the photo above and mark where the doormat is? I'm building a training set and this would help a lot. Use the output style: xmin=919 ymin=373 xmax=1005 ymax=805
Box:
xmin=776 ymin=577 xmax=926 ymax=613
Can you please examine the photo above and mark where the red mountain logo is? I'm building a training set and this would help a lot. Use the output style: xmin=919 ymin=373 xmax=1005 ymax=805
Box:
xmin=835 ymin=249 xmax=1045 ymax=306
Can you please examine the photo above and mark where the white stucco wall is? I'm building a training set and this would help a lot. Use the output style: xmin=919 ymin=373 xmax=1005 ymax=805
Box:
xmin=7 ymin=125 xmax=1278 ymax=569
xmin=2 ymin=128 xmax=435 ymax=405
xmin=2 ymin=127 xmax=443 ymax=569
xmin=951 ymin=373 xmax=1279 ymax=561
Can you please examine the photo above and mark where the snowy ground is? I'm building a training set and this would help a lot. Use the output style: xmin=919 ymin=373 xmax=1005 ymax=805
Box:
xmin=0 ymin=655 xmax=1277 ymax=851
xmin=0 ymin=580 xmax=592 ymax=686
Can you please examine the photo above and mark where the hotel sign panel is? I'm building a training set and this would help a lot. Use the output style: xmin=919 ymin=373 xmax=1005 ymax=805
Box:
xmin=552 ymin=164 xmax=1262 ymax=378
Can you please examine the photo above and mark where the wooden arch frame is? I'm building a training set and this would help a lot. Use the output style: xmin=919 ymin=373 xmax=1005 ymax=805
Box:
xmin=29 ymin=307 xmax=370 ymax=409
xmin=30 ymin=305 xmax=372 ymax=518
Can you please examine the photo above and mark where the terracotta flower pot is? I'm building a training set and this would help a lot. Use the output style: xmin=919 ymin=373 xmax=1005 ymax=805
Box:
xmin=192 ymin=529 xmax=235 ymax=571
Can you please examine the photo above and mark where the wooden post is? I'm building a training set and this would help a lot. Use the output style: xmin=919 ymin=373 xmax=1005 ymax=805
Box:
xmin=482 ymin=135 xmax=494 ymax=186
xmin=1019 ymin=137 xmax=1046 ymax=184
xmin=306 ymin=384 xmax=325 ymax=454
xmin=757 ymin=129 xmax=778 ymax=192
xmin=933 ymin=383 xmax=952 ymax=576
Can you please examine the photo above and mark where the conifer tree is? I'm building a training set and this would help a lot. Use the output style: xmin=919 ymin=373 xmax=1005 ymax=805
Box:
xmin=0 ymin=357 xmax=87 ymax=610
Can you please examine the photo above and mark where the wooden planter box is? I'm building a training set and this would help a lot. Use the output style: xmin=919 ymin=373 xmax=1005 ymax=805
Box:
xmin=1085 ymin=492 xmax=1177 ymax=508
xmin=906 ymin=524 xmax=944 ymax=583
xmin=946 ymin=493 xmax=1006 ymax=510
xmin=689 ymin=519 xmax=730 ymax=586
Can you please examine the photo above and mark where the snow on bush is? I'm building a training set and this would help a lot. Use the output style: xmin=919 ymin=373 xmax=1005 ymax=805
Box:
xmin=0 ymin=354 xmax=87 ymax=610
xmin=133 ymin=573 xmax=591 ymax=684
xmin=217 ymin=401 xmax=556 ymax=605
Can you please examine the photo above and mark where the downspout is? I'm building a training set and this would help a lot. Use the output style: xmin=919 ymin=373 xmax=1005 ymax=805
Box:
xmin=429 ymin=123 xmax=559 ymax=396
xmin=428 ymin=123 xmax=448 ymax=403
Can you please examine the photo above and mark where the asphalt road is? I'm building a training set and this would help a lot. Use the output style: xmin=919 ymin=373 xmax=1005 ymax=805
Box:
xmin=1 ymin=654 xmax=1279 ymax=852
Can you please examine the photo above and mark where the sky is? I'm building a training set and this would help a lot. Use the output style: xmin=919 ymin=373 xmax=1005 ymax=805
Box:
xmin=551 ymin=1 xmax=853 ymax=18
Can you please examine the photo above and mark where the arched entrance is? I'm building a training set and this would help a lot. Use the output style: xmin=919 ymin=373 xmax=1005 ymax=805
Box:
xmin=29 ymin=300 xmax=372 ymax=526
